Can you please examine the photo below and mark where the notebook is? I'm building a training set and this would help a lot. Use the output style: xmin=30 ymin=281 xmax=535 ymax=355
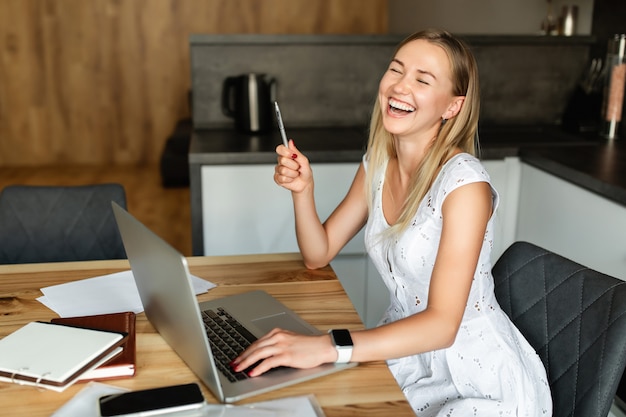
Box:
xmin=0 ymin=321 xmax=127 ymax=392
xmin=51 ymin=312 xmax=136 ymax=381
xmin=111 ymin=202 xmax=356 ymax=403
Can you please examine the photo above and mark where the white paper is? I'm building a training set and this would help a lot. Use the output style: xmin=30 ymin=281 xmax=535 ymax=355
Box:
xmin=209 ymin=395 xmax=325 ymax=417
xmin=53 ymin=382 xmax=323 ymax=417
xmin=37 ymin=270 xmax=216 ymax=317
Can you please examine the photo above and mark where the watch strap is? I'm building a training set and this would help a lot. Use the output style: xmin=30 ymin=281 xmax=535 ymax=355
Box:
xmin=329 ymin=329 xmax=353 ymax=364
xmin=335 ymin=345 xmax=352 ymax=363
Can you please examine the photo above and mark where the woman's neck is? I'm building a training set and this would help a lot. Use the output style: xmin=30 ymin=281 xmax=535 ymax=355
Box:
xmin=392 ymin=134 xmax=432 ymax=180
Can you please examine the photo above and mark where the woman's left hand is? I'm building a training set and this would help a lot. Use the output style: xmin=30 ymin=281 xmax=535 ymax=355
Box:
xmin=231 ymin=328 xmax=335 ymax=377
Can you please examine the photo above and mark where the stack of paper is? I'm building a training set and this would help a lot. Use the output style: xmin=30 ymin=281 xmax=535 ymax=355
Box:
xmin=37 ymin=270 xmax=215 ymax=317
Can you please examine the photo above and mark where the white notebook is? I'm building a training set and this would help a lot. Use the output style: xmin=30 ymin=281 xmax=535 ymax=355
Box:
xmin=0 ymin=321 xmax=126 ymax=392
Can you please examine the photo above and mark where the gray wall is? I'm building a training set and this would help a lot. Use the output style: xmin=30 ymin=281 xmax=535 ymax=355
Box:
xmin=190 ymin=34 xmax=594 ymax=129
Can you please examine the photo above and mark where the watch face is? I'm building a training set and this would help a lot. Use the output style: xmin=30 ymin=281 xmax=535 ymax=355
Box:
xmin=332 ymin=329 xmax=353 ymax=346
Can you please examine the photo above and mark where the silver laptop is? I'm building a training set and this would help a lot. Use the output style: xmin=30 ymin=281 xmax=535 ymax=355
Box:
xmin=111 ymin=202 xmax=356 ymax=403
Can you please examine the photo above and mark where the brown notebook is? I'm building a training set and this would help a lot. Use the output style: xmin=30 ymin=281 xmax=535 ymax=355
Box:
xmin=51 ymin=312 xmax=136 ymax=381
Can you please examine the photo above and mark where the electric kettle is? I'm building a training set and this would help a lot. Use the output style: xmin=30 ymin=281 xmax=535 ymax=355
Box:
xmin=221 ymin=73 xmax=276 ymax=134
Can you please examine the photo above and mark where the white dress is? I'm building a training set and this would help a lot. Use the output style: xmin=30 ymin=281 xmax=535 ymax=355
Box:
xmin=364 ymin=153 xmax=552 ymax=416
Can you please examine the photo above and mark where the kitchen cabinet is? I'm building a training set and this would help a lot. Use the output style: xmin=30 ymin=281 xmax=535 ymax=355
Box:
xmin=481 ymin=157 xmax=521 ymax=263
xmin=199 ymin=162 xmax=388 ymax=327
xmin=516 ymin=163 xmax=626 ymax=281
xmin=484 ymin=158 xmax=626 ymax=281
xmin=199 ymin=163 xmax=362 ymax=255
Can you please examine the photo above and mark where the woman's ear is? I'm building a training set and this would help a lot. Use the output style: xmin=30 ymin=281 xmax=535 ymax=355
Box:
xmin=442 ymin=96 xmax=465 ymax=120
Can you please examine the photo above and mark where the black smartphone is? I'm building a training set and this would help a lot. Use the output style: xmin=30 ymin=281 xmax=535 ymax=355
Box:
xmin=98 ymin=383 xmax=205 ymax=417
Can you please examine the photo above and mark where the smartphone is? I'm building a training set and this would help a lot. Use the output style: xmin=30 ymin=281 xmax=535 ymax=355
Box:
xmin=274 ymin=101 xmax=289 ymax=148
xmin=98 ymin=383 xmax=205 ymax=417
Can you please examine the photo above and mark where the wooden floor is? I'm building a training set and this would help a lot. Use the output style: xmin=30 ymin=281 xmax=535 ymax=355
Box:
xmin=0 ymin=165 xmax=192 ymax=257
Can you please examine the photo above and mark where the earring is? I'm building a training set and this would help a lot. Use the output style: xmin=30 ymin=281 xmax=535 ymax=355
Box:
xmin=441 ymin=117 xmax=447 ymax=125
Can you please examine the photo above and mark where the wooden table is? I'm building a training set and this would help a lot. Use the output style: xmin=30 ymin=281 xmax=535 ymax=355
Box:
xmin=0 ymin=253 xmax=414 ymax=416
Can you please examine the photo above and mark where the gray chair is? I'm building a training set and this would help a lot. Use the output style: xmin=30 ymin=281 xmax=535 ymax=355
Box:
xmin=493 ymin=241 xmax=626 ymax=417
xmin=0 ymin=184 xmax=127 ymax=264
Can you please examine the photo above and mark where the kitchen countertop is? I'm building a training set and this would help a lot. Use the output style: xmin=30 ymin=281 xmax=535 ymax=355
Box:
xmin=519 ymin=139 xmax=626 ymax=206
xmin=189 ymin=127 xmax=369 ymax=165
xmin=189 ymin=126 xmax=626 ymax=207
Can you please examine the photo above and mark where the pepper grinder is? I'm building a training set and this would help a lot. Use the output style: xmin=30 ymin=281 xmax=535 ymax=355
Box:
xmin=559 ymin=5 xmax=578 ymax=36
xmin=601 ymin=34 xmax=626 ymax=139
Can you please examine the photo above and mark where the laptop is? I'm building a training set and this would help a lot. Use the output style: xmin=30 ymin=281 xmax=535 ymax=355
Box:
xmin=111 ymin=202 xmax=356 ymax=403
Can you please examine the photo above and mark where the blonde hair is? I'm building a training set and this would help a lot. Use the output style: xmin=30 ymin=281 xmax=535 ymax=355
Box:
xmin=365 ymin=28 xmax=480 ymax=237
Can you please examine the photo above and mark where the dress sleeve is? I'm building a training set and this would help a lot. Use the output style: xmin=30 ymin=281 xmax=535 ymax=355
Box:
xmin=438 ymin=155 xmax=499 ymax=213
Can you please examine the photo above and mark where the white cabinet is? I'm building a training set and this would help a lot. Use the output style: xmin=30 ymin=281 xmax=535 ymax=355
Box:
xmin=516 ymin=163 xmax=626 ymax=281
xmin=482 ymin=157 xmax=522 ymax=263
xmin=200 ymin=163 xmax=385 ymax=326
xmin=200 ymin=163 xmax=362 ymax=256
xmin=481 ymin=159 xmax=626 ymax=281
xmin=608 ymin=403 xmax=626 ymax=417
xmin=485 ymin=159 xmax=626 ymax=281
xmin=610 ymin=402 xmax=626 ymax=417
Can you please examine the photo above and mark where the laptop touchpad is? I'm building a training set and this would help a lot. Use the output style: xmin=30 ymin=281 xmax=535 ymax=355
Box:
xmin=252 ymin=313 xmax=316 ymax=335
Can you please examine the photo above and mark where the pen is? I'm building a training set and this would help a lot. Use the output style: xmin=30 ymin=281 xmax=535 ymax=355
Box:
xmin=274 ymin=101 xmax=289 ymax=148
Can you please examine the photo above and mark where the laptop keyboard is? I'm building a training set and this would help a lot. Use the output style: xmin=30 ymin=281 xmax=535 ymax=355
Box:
xmin=201 ymin=307 xmax=258 ymax=382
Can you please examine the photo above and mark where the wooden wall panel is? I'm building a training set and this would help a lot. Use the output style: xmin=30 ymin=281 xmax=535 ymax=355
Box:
xmin=0 ymin=0 xmax=387 ymax=167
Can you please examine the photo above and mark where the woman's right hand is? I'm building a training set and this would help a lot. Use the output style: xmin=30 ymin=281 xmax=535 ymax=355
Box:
xmin=274 ymin=140 xmax=313 ymax=193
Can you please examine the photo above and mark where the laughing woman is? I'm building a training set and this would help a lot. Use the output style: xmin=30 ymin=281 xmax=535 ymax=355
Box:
xmin=232 ymin=29 xmax=552 ymax=416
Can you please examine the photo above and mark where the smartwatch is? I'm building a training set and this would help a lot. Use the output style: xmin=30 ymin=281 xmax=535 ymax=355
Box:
xmin=328 ymin=329 xmax=353 ymax=363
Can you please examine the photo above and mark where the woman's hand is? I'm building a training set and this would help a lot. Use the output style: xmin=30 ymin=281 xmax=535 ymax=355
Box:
xmin=274 ymin=140 xmax=313 ymax=194
xmin=231 ymin=328 xmax=336 ymax=377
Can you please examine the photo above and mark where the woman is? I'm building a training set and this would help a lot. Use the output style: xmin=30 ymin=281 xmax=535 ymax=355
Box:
xmin=232 ymin=29 xmax=552 ymax=415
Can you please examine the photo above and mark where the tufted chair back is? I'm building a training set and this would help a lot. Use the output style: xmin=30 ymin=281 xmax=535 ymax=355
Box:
xmin=493 ymin=241 xmax=626 ymax=417
xmin=0 ymin=184 xmax=127 ymax=264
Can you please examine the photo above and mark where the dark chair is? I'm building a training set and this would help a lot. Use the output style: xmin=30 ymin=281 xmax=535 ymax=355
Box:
xmin=493 ymin=241 xmax=626 ymax=417
xmin=0 ymin=184 xmax=127 ymax=264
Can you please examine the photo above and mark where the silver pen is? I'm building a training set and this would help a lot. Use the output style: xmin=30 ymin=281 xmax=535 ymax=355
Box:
xmin=274 ymin=101 xmax=289 ymax=148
